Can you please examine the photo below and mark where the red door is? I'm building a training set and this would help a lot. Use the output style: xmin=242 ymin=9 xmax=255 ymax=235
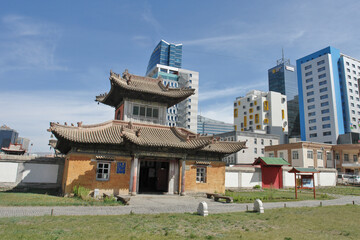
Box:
xmin=262 ymin=166 xmax=282 ymax=189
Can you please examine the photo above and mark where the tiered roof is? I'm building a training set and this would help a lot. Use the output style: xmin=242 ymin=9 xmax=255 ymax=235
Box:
xmin=49 ymin=120 xmax=246 ymax=156
xmin=96 ymin=70 xmax=195 ymax=108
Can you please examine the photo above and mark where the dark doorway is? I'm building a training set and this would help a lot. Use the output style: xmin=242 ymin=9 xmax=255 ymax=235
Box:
xmin=139 ymin=160 xmax=169 ymax=193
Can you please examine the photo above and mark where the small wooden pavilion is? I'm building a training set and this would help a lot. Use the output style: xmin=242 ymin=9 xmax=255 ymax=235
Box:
xmin=253 ymin=157 xmax=290 ymax=189
xmin=288 ymin=167 xmax=319 ymax=199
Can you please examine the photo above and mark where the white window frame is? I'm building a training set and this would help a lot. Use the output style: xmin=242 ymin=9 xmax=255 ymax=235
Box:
xmin=196 ymin=166 xmax=207 ymax=183
xmin=96 ymin=162 xmax=111 ymax=181
xmin=292 ymin=150 xmax=299 ymax=160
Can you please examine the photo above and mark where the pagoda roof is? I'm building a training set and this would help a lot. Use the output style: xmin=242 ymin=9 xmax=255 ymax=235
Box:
xmin=48 ymin=120 xmax=246 ymax=156
xmin=253 ymin=157 xmax=290 ymax=166
xmin=96 ymin=70 xmax=195 ymax=108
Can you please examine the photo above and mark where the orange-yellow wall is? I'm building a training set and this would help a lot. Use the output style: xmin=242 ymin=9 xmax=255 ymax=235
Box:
xmin=62 ymin=153 xmax=132 ymax=195
xmin=182 ymin=161 xmax=225 ymax=194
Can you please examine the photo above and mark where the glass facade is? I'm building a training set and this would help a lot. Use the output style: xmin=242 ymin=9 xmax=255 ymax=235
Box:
xmin=268 ymin=59 xmax=300 ymax=138
xmin=197 ymin=115 xmax=234 ymax=135
xmin=0 ymin=126 xmax=18 ymax=149
xmin=146 ymin=40 xmax=182 ymax=75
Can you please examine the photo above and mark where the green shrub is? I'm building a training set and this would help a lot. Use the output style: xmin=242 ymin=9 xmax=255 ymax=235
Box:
xmin=103 ymin=195 xmax=117 ymax=203
xmin=253 ymin=185 xmax=261 ymax=189
xmin=72 ymin=185 xmax=90 ymax=200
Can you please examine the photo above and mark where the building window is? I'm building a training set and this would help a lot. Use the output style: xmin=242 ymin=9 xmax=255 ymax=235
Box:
xmin=292 ymin=151 xmax=299 ymax=160
xmin=318 ymin=67 xmax=325 ymax=72
xmin=196 ymin=167 xmax=206 ymax=183
xmin=320 ymin=94 xmax=328 ymax=100
xmin=270 ymin=140 xmax=272 ymax=146
xmin=307 ymin=150 xmax=313 ymax=159
xmin=261 ymin=139 xmax=264 ymax=145
xmin=335 ymin=153 xmax=340 ymax=160
xmin=317 ymin=151 xmax=323 ymax=160
xmin=323 ymin=131 xmax=331 ymax=136
xmin=309 ymin=119 xmax=316 ymax=123
xmin=306 ymin=84 xmax=314 ymax=90
xmin=319 ymin=74 xmax=326 ymax=79
xmin=354 ymin=155 xmax=358 ymax=162
xmin=305 ymin=65 xmax=312 ymax=70
xmin=309 ymin=133 xmax=317 ymax=138
xmin=305 ymin=71 xmax=312 ymax=76
xmin=261 ymin=148 xmax=264 ymax=154
xmin=326 ymin=152 xmax=332 ymax=160
xmin=344 ymin=154 xmax=349 ymax=162
xmin=319 ymin=80 xmax=327 ymax=85
xmin=269 ymin=152 xmax=274 ymax=157
xmin=96 ymin=162 xmax=110 ymax=181
xmin=322 ymin=116 xmax=330 ymax=121
xmin=317 ymin=60 xmax=325 ymax=65
xmin=280 ymin=152 xmax=284 ymax=158
xmin=308 ymin=105 xmax=315 ymax=110
xmin=308 ymin=112 xmax=316 ymax=117
xmin=320 ymin=87 xmax=327 ymax=93
xmin=254 ymin=138 xmax=257 ymax=144
xmin=321 ymin=109 xmax=330 ymax=114
xmin=323 ymin=124 xmax=331 ymax=129
xmin=254 ymin=148 xmax=257 ymax=154
xmin=307 ymin=91 xmax=314 ymax=96
xmin=306 ymin=78 xmax=313 ymax=83
xmin=321 ymin=102 xmax=329 ymax=107
xmin=309 ymin=126 xmax=316 ymax=130
xmin=307 ymin=98 xmax=315 ymax=103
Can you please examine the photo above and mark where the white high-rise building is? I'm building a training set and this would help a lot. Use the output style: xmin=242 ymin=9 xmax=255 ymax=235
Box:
xmin=296 ymin=46 xmax=360 ymax=144
xmin=234 ymin=90 xmax=288 ymax=144
xmin=146 ymin=64 xmax=199 ymax=132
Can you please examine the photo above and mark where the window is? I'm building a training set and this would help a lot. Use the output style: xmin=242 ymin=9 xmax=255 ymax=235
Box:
xmin=344 ymin=154 xmax=349 ymax=162
xmin=133 ymin=106 xmax=139 ymax=115
xmin=292 ymin=151 xmax=299 ymax=160
xmin=307 ymin=98 xmax=315 ymax=103
xmin=326 ymin=152 xmax=332 ymax=160
xmin=310 ymin=133 xmax=317 ymax=138
xmin=308 ymin=112 xmax=315 ymax=117
xmin=306 ymin=78 xmax=313 ymax=83
xmin=254 ymin=138 xmax=257 ymax=144
xmin=196 ymin=167 xmax=206 ymax=183
xmin=322 ymin=116 xmax=330 ymax=121
xmin=254 ymin=148 xmax=257 ymax=154
xmin=279 ymin=152 xmax=284 ymax=158
xmin=319 ymin=80 xmax=327 ymax=85
xmin=309 ymin=126 xmax=316 ymax=130
xmin=321 ymin=109 xmax=330 ymax=114
xmin=317 ymin=60 xmax=325 ymax=65
xmin=269 ymin=152 xmax=274 ymax=157
xmin=335 ymin=153 xmax=340 ymax=160
xmin=320 ymin=87 xmax=327 ymax=93
xmin=270 ymin=140 xmax=272 ymax=146
xmin=308 ymin=105 xmax=315 ymax=110
xmin=305 ymin=71 xmax=312 ymax=76
xmin=140 ymin=106 xmax=146 ymax=116
xmin=307 ymin=91 xmax=314 ymax=96
xmin=305 ymin=65 xmax=312 ymax=70
xmin=323 ymin=131 xmax=331 ymax=136
xmin=317 ymin=151 xmax=323 ymax=160
xmin=318 ymin=67 xmax=325 ymax=72
xmin=321 ymin=102 xmax=329 ymax=107
xmin=307 ymin=150 xmax=313 ymax=159
xmin=234 ymin=109 xmax=238 ymax=118
xmin=354 ymin=155 xmax=358 ymax=162
xmin=96 ymin=162 xmax=110 ymax=181
xmin=261 ymin=148 xmax=264 ymax=154
xmin=261 ymin=139 xmax=264 ymax=145
xmin=306 ymin=84 xmax=314 ymax=90
xmin=309 ymin=119 xmax=316 ymax=123
xmin=320 ymin=94 xmax=328 ymax=100
xmin=319 ymin=74 xmax=326 ymax=79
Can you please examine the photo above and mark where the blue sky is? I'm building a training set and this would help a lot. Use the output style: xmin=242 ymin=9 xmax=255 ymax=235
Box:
xmin=1 ymin=0 xmax=360 ymax=152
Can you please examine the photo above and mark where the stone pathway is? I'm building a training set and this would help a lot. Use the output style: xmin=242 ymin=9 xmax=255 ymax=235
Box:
xmin=1 ymin=194 xmax=359 ymax=218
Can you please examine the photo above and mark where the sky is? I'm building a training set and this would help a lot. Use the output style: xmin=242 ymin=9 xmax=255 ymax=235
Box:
xmin=1 ymin=0 xmax=360 ymax=152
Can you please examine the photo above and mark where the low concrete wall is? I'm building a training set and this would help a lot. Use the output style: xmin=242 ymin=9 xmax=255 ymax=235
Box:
xmin=226 ymin=166 xmax=337 ymax=189
xmin=0 ymin=154 xmax=64 ymax=190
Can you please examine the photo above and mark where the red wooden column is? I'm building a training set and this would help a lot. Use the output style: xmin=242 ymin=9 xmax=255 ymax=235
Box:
xmin=131 ymin=155 xmax=139 ymax=196
xmin=294 ymin=173 xmax=298 ymax=199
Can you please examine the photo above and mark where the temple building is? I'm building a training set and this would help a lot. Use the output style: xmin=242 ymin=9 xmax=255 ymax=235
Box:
xmin=49 ymin=70 xmax=246 ymax=196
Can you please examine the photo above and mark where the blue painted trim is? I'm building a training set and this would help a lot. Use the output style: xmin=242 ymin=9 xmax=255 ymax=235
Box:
xmin=296 ymin=59 xmax=306 ymax=141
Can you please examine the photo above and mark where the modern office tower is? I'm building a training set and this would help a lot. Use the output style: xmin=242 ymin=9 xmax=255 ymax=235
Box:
xmin=268 ymin=54 xmax=300 ymax=138
xmin=146 ymin=40 xmax=198 ymax=132
xmin=0 ymin=125 xmax=18 ymax=149
xmin=146 ymin=40 xmax=182 ymax=76
xmin=234 ymin=90 xmax=288 ymax=144
xmin=197 ymin=115 xmax=234 ymax=135
xmin=297 ymin=46 xmax=360 ymax=144
xmin=215 ymin=131 xmax=279 ymax=165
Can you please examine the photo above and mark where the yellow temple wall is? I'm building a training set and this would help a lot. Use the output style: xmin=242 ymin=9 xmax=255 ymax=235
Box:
xmin=183 ymin=160 xmax=225 ymax=194
xmin=62 ymin=153 xmax=132 ymax=196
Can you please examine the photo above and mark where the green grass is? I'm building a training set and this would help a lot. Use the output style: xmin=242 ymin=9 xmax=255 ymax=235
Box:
xmin=0 ymin=192 xmax=122 ymax=206
xmin=316 ymin=186 xmax=360 ymax=196
xmin=0 ymin=205 xmax=359 ymax=239
xmin=225 ymin=189 xmax=333 ymax=203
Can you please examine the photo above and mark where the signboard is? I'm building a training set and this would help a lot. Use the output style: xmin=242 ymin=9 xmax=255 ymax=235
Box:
xmin=301 ymin=175 xmax=314 ymax=188
xmin=285 ymin=65 xmax=295 ymax=72
xmin=116 ymin=162 xmax=126 ymax=174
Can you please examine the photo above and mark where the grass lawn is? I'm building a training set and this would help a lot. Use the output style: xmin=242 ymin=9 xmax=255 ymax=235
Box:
xmin=0 ymin=205 xmax=358 ymax=239
xmin=225 ymin=189 xmax=333 ymax=203
xmin=0 ymin=192 xmax=123 ymax=206
xmin=316 ymin=186 xmax=360 ymax=196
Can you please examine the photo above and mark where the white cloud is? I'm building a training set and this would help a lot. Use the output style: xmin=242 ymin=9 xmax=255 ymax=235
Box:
xmin=0 ymin=90 xmax=114 ymax=153
xmin=200 ymin=104 xmax=233 ymax=124
xmin=142 ymin=4 xmax=162 ymax=35
xmin=0 ymin=14 xmax=66 ymax=73
xmin=199 ymin=81 xmax=267 ymax=101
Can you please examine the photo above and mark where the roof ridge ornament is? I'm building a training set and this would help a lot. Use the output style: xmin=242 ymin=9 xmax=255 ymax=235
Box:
xmin=136 ymin=128 xmax=141 ymax=137
xmin=128 ymin=121 xmax=133 ymax=129
xmin=122 ymin=69 xmax=130 ymax=80
xmin=77 ymin=121 xmax=83 ymax=127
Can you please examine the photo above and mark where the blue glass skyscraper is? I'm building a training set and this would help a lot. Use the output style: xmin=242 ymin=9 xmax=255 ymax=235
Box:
xmin=268 ymin=54 xmax=300 ymax=138
xmin=146 ymin=40 xmax=182 ymax=75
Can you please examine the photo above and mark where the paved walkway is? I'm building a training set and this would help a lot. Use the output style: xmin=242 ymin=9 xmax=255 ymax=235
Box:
xmin=1 ymin=194 xmax=360 ymax=218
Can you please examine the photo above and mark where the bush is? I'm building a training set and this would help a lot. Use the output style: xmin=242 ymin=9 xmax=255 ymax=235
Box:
xmin=103 ymin=195 xmax=117 ymax=203
xmin=72 ymin=185 xmax=90 ymax=200
xmin=253 ymin=185 xmax=261 ymax=189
